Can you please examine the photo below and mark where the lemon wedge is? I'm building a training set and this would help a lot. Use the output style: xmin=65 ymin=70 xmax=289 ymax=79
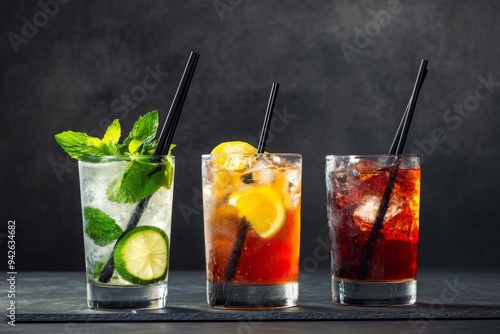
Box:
xmin=228 ymin=186 xmax=286 ymax=239
xmin=210 ymin=141 xmax=257 ymax=170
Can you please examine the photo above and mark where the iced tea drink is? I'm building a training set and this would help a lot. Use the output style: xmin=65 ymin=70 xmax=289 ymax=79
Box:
xmin=326 ymin=155 xmax=420 ymax=305
xmin=202 ymin=142 xmax=301 ymax=307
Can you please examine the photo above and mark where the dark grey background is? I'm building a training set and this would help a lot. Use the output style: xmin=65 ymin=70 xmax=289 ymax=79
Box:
xmin=1 ymin=0 xmax=499 ymax=272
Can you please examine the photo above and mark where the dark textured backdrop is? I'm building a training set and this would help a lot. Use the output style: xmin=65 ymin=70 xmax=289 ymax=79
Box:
xmin=1 ymin=0 xmax=499 ymax=272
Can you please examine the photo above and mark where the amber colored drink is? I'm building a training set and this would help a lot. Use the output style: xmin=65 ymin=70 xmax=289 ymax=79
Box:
xmin=202 ymin=153 xmax=301 ymax=307
xmin=326 ymin=155 xmax=420 ymax=305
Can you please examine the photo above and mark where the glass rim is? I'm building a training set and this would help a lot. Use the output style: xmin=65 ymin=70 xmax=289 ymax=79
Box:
xmin=78 ymin=155 xmax=174 ymax=163
xmin=325 ymin=154 xmax=419 ymax=159
xmin=202 ymin=153 xmax=302 ymax=158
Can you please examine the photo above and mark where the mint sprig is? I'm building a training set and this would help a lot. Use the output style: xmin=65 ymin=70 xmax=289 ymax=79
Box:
xmin=55 ymin=110 xmax=167 ymax=158
xmin=56 ymin=110 xmax=175 ymax=205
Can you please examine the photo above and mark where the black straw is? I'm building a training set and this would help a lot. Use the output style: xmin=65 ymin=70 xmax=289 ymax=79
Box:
xmin=156 ymin=52 xmax=200 ymax=156
xmin=389 ymin=68 xmax=428 ymax=154
xmin=99 ymin=52 xmax=200 ymax=283
xmin=224 ymin=82 xmax=280 ymax=282
xmin=257 ymin=82 xmax=279 ymax=153
xmin=225 ymin=218 xmax=250 ymax=282
xmin=358 ymin=60 xmax=428 ymax=280
xmin=393 ymin=61 xmax=428 ymax=155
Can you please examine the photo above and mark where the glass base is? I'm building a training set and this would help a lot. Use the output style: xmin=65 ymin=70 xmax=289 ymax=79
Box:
xmin=332 ymin=277 xmax=416 ymax=306
xmin=87 ymin=281 xmax=168 ymax=310
xmin=207 ymin=280 xmax=298 ymax=308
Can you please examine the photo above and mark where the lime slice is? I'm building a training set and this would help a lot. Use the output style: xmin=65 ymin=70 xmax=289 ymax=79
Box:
xmin=210 ymin=141 xmax=257 ymax=170
xmin=228 ymin=186 xmax=286 ymax=239
xmin=114 ymin=226 xmax=169 ymax=285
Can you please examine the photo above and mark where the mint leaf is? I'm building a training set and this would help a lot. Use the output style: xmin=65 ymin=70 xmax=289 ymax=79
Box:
xmin=127 ymin=139 xmax=143 ymax=155
xmin=83 ymin=207 xmax=123 ymax=246
xmin=141 ymin=139 xmax=158 ymax=155
xmin=123 ymin=110 xmax=159 ymax=152
xmin=165 ymin=157 xmax=174 ymax=189
xmin=103 ymin=141 xmax=123 ymax=155
xmin=89 ymin=259 xmax=107 ymax=280
xmin=106 ymin=159 xmax=168 ymax=203
xmin=167 ymin=144 xmax=176 ymax=156
xmin=102 ymin=119 xmax=121 ymax=145
xmin=55 ymin=131 xmax=106 ymax=159
xmin=101 ymin=119 xmax=126 ymax=155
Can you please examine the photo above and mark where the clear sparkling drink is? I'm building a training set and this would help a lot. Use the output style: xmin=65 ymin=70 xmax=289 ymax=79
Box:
xmin=79 ymin=155 xmax=174 ymax=309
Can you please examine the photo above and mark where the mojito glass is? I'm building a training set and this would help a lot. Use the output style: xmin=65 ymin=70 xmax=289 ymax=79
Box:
xmin=325 ymin=155 xmax=420 ymax=305
xmin=79 ymin=155 xmax=174 ymax=309
xmin=202 ymin=153 xmax=302 ymax=307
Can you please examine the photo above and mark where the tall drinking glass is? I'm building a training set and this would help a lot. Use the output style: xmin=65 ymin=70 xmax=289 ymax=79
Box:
xmin=326 ymin=155 xmax=420 ymax=305
xmin=202 ymin=153 xmax=302 ymax=308
xmin=79 ymin=155 xmax=174 ymax=309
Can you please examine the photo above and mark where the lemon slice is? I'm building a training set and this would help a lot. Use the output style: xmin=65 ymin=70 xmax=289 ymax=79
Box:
xmin=114 ymin=226 xmax=169 ymax=285
xmin=210 ymin=141 xmax=257 ymax=170
xmin=228 ymin=186 xmax=286 ymax=239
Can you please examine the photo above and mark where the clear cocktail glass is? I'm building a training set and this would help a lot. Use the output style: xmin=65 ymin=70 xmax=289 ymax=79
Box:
xmin=202 ymin=153 xmax=302 ymax=308
xmin=79 ymin=155 xmax=174 ymax=309
xmin=325 ymin=154 xmax=420 ymax=305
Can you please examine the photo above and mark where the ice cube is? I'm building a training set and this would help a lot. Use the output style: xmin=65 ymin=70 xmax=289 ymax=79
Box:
xmin=353 ymin=159 xmax=382 ymax=174
xmin=352 ymin=159 xmax=386 ymax=181
xmin=251 ymin=168 xmax=277 ymax=185
xmin=353 ymin=194 xmax=403 ymax=231
xmin=248 ymin=158 xmax=272 ymax=170
xmin=283 ymin=167 xmax=300 ymax=188
xmin=245 ymin=158 xmax=277 ymax=185
xmin=332 ymin=170 xmax=349 ymax=189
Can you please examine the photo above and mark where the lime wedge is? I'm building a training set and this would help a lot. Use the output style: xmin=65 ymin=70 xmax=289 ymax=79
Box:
xmin=114 ymin=226 xmax=169 ymax=285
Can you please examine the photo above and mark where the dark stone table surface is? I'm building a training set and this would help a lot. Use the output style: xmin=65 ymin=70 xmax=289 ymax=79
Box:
xmin=3 ymin=269 xmax=500 ymax=333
